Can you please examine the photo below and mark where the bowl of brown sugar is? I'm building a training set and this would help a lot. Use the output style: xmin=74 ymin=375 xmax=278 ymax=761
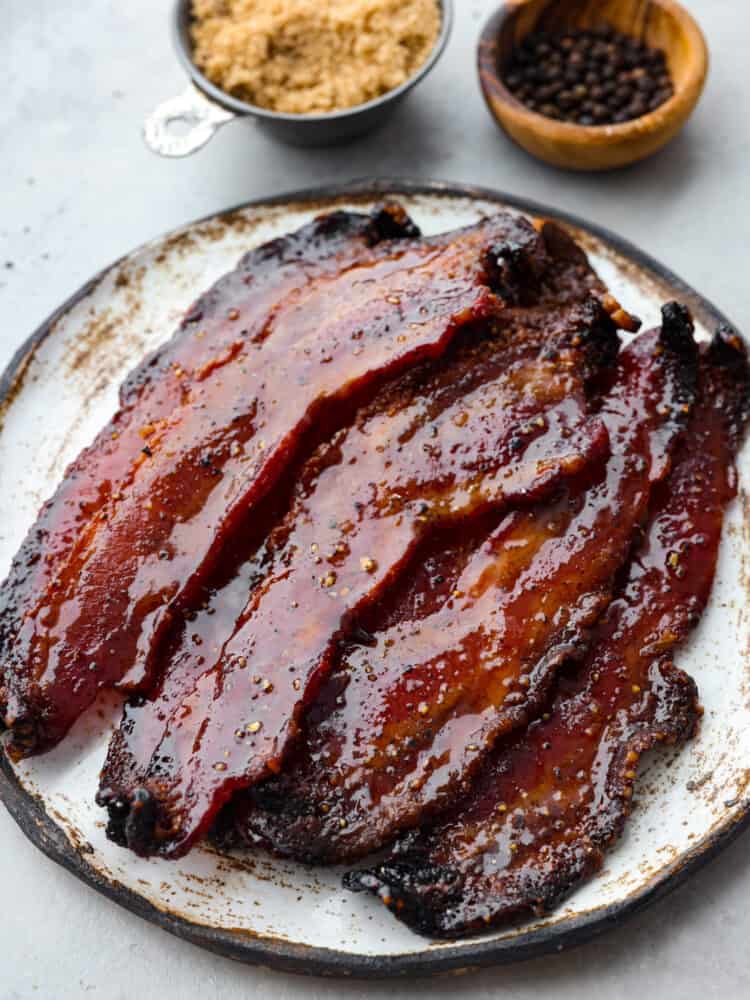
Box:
xmin=144 ymin=0 xmax=453 ymax=156
xmin=478 ymin=0 xmax=708 ymax=171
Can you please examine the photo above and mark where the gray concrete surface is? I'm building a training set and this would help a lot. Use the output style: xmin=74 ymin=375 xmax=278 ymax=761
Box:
xmin=1 ymin=1 xmax=748 ymax=996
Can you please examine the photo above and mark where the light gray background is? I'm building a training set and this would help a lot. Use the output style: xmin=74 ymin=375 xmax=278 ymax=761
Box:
xmin=1 ymin=1 xmax=748 ymax=996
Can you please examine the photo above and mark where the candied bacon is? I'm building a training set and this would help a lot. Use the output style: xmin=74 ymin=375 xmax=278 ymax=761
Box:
xmin=2 ymin=211 xmax=551 ymax=756
xmin=0 ymin=204 xmax=419 ymax=749
xmin=97 ymin=293 xmax=619 ymax=857
xmin=217 ymin=308 xmax=698 ymax=864
xmin=2 ymin=195 xmax=742 ymax=942
xmin=344 ymin=328 xmax=749 ymax=938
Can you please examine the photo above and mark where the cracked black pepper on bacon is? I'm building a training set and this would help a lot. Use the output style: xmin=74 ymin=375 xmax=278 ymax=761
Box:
xmin=0 ymin=205 xmax=746 ymax=939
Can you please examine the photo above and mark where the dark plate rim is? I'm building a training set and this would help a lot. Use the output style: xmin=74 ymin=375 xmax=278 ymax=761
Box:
xmin=1 ymin=177 xmax=748 ymax=980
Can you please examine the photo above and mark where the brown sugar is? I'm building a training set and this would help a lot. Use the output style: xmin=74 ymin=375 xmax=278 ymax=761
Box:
xmin=190 ymin=0 xmax=442 ymax=115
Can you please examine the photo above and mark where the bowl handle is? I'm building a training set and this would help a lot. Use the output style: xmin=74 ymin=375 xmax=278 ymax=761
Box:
xmin=143 ymin=84 xmax=236 ymax=157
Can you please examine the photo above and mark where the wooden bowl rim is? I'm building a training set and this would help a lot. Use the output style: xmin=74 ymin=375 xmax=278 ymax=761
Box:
xmin=477 ymin=0 xmax=709 ymax=146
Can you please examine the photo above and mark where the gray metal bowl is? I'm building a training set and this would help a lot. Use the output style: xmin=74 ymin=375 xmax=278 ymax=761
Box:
xmin=144 ymin=0 xmax=454 ymax=156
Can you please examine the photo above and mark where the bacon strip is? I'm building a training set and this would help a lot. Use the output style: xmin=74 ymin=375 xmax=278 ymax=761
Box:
xmin=222 ymin=307 xmax=698 ymax=864
xmin=0 ymin=204 xmax=418 ymax=748
xmin=97 ymin=292 xmax=619 ymax=857
xmin=344 ymin=328 xmax=749 ymax=938
xmin=3 ymin=212 xmax=548 ymax=756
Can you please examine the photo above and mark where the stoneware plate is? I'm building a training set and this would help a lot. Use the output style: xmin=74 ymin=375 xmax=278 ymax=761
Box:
xmin=1 ymin=180 xmax=748 ymax=979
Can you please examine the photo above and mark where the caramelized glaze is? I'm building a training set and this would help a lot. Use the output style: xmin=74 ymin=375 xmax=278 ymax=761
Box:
xmin=345 ymin=329 xmax=749 ymax=937
xmin=98 ymin=289 xmax=619 ymax=856
xmin=221 ymin=313 xmax=698 ymax=863
xmin=0 ymin=205 xmax=419 ymax=752
xmin=3 ymin=210 xmax=543 ymax=755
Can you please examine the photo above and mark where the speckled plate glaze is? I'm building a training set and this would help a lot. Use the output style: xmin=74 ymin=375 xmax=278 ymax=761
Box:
xmin=1 ymin=180 xmax=748 ymax=979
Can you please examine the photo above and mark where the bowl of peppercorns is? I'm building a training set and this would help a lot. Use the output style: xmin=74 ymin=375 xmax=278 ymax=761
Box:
xmin=478 ymin=0 xmax=708 ymax=170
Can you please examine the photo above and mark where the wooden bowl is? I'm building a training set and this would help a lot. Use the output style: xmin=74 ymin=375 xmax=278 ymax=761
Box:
xmin=478 ymin=0 xmax=708 ymax=171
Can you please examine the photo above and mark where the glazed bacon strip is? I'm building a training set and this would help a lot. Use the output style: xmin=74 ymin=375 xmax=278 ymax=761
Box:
xmin=345 ymin=329 xmax=749 ymax=938
xmin=2 ymin=211 xmax=547 ymax=756
xmin=98 ymin=294 xmax=619 ymax=857
xmin=0 ymin=205 xmax=414 ymax=657
xmin=0 ymin=204 xmax=419 ymax=748
xmin=223 ymin=308 xmax=698 ymax=864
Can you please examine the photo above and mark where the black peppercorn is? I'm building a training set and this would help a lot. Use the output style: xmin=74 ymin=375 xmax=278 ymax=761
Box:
xmin=502 ymin=23 xmax=675 ymax=127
